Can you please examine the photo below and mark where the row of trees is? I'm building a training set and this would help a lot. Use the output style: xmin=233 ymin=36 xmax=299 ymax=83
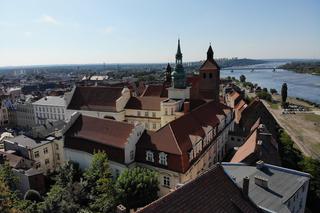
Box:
xmin=0 ymin=152 xmax=159 ymax=213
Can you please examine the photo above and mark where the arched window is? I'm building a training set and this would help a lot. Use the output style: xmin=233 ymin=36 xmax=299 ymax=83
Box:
xmin=146 ymin=151 xmax=154 ymax=162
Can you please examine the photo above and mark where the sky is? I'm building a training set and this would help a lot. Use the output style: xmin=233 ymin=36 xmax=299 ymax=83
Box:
xmin=0 ymin=0 xmax=320 ymax=66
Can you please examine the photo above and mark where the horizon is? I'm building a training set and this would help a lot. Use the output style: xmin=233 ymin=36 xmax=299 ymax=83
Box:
xmin=1 ymin=0 xmax=319 ymax=66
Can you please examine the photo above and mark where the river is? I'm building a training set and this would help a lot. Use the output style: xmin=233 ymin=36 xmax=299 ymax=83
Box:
xmin=221 ymin=62 xmax=320 ymax=104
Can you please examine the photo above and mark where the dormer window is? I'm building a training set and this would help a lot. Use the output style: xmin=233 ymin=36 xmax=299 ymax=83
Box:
xmin=159 ymin=152 xmax=168 ymax=166
xmin=146 ymin=151 xmax=154 ymax=162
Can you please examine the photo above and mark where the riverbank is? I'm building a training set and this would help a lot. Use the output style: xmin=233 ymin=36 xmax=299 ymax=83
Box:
xmin=278 ymin=61 xmax=320 ymax=75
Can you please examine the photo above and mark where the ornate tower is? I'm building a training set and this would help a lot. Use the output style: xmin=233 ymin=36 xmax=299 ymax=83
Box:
xmin=165 ymin=63 xmax=172 ymax=83
xmin=172 ymin=39 xmax=186 ymax=89
xmin=198 ymin=44 xmax=220 ymax=101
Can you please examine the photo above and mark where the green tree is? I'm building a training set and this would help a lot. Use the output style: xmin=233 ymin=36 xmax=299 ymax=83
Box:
xmin=256 ymin=91 xmax=272 ymax=102
xmin=281 ymin=83 xmax=288 ymax=105
xmin=84 ymin=151 xmax=112 ymax=184
xmin=89 ymin=178 xmax=117 ymax=213
xmin=270 ymin=88 xmax=278 ymax=94
xmin=0 ymin=163 xmax=18 ymax=190
xmin=239 ymin=74 xmax=246 ymax=83
xmin=116 ymin=167 xmax=159 ymax=210
xmin=55 ymin=161 xmax=82 ymax=187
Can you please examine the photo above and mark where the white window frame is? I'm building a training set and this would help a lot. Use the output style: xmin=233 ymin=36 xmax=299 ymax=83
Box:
xmin=130 ymin=150 xmax=135 ymax=161
xmin=159 ymin=152 xmax=168 ymax=165
xmin=146 ymin=151 xmax=154 ymax=162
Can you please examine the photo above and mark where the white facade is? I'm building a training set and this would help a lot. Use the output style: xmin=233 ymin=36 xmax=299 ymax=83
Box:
xmin=33 ymin=96 xmax=66 ymax=125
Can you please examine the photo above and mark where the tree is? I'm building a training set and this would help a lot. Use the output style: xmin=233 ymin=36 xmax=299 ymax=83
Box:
xmin=239 ymin=74 xmax=246 ymax=83
xmin=270 ymin=88 xmax=278 ymax=94
xmin=84 ymin=151 xmax=112 ymax=184
xmin=0 ymin=163 xmax=18 ymax=190
xmin=256 ymin=91 xmax=272 ymax=102
xmin=89 ymin=178 xmax=117 ymax=213
xmin=116 ymin=167 xmax=159 ymax=210
xmin=281 ymin=83 xmax=288 ymax=105
xmin=38 ymin=184 xmax=81 ymax=213
xmin=55 ymin=161 xmax=82 ymax=187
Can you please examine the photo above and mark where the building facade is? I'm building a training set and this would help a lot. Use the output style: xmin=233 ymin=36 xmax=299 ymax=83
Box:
xmin=33 ymin=96 xmax=66 ymax=125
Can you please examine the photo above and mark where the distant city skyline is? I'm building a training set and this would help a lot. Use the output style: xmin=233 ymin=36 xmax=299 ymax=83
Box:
xmin=0 ymin=0 xmax=319 ymax=66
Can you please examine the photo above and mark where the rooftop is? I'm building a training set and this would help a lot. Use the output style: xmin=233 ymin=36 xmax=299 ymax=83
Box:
xmin=4 ymin=135 xmax=51 ymax=149
xmin=222 ymin=162 xmax=311 ymax=213
xmin=138 ymin=164 xmax=259 ymax=213
xmin=33 ymin=96 xmax=66 ymax=107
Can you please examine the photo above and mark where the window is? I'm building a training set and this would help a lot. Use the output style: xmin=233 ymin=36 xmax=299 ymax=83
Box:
xmin=171 ymin=108 xmax=174 ymax=115
xmin=45 ymin=159 xmax=50 ymax=165
xmin=159 ymin=152 xmax=168 ymax=165
xmin=203 ymin=73 xmax=206 ymax=79
xmin=137 ymin=111 xmax=141 ymax=116
xmin=153 ymin=123 xmax=157 ymax=129
xmin=163 ymin=176 xmax=170 ymax=188
xmin=34 ymin=151 xmax=39 ymax=158
xmin=43 ymin=147 xmax=48 ymax=154
xmin=152 ymin=112 xmax=156 ymax=117
xmin=55 ymin=143 xmax=59 ymax=150
xmin=145 ymin=112 xmax=149 ymax=117
xmin=146 ymin=151 xmax=154 ymax=162
xmin=165 ymin=108 xmax=168 ymax=115
xmin=209 ymin=73 xmax=213 ymax=79
xmin=130 ymin=150 xmax=135 ymax=161
xmin=35 ymin=162 xmax=41 ymax=169
xmin=56 ymin=153 xmax=60 ymax=160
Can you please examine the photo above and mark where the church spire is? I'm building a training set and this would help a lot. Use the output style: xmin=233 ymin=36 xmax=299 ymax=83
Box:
xmin=207 ymin=43 xmax=214 ymax=61
xmin=176 ymin=39 xmax=183 ymax=64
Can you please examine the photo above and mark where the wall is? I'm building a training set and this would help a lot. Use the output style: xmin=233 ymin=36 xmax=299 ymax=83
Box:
xmin=125 ymin=109 xmax=161 ymax=131
xmin=65 ymin=109 xmax=125 ymax=122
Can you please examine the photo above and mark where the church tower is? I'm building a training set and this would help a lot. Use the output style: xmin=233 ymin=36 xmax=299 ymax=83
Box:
xmin=198 ymin=44 xmax=220 ymax=101
xmin=172 ymin=39 xmax=186 ymax=89
xmin=167 ymin=39 xmax=190 ymax=100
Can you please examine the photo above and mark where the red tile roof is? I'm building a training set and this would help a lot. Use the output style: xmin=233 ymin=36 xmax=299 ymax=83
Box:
xmin=138 ymin=164 xmax=259 ymax=213
xmin=231 ymin=121 xmax=281 ymax=166
xmin=67 ymin=86 xmax=124 ymax=112
xmin=65 ymin=115 xmax=134 ymax=149
xmin=125 ymin=96 xmax=166 ymax=111
xmin=136 ymin=101 xmax=232 ymax=173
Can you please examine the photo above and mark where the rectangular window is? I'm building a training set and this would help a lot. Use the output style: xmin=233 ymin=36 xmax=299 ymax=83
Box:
xmin=137 ymin=111 xmax=141 ymax=116
xmin=55 ymin=143 xmax=59 ymax=150
xmin=153 ymin=123 xmax=157 ymax=129
xmin=171 ymin=108 xmax=174 ymax=115
xmin=45 ymin=159 xmax=49 ymax=165
xmin=165 ymin=108 xmax=168 ymax=115
xmin=130 ymin=150 xmax=135 ymax=161
xmin=159 ymin=152 xmax=168 ymax=165
xmin=146 ymin=151 xmax=154 ymax=162
xmin=56 ymin=153 xmax=60 ymax=160
xmin=35 ymin=162 xmax=41 ymax=169
xmin=43 ymin=147 xmax=48 ymax=154
xmin=152 ymin=112 xmax=156 ymax=117
xmin=34 ymin=151 xmax=39 ymax=158
xmin=145 ymin=112 xmax=149 ymax=117
xmin=163 ymin=176 xmax=170 ymax=188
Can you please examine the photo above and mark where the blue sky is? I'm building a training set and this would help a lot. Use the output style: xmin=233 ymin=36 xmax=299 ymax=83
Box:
xmin=0 ymin=0 xmax=319 ymax=66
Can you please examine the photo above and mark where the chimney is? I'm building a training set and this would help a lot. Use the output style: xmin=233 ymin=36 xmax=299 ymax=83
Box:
xmin=256 ymin=160 xmax=264 ymax=169
xmin=254 ymin=175 xmax=268 ymax=188
xmin=242 ymin=176 xmax=250 ymax=197
xmin=116 ymin=204 xmax=126 ymax=213
xmin=184 ymin=101 xmax=190 ymax=114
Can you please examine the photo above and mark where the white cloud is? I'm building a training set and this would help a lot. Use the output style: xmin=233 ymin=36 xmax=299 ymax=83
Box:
xmin=102 ymin=26 xmax=114 ymax=34
xmin=38 ymin=15 xmax=59 ymax=25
